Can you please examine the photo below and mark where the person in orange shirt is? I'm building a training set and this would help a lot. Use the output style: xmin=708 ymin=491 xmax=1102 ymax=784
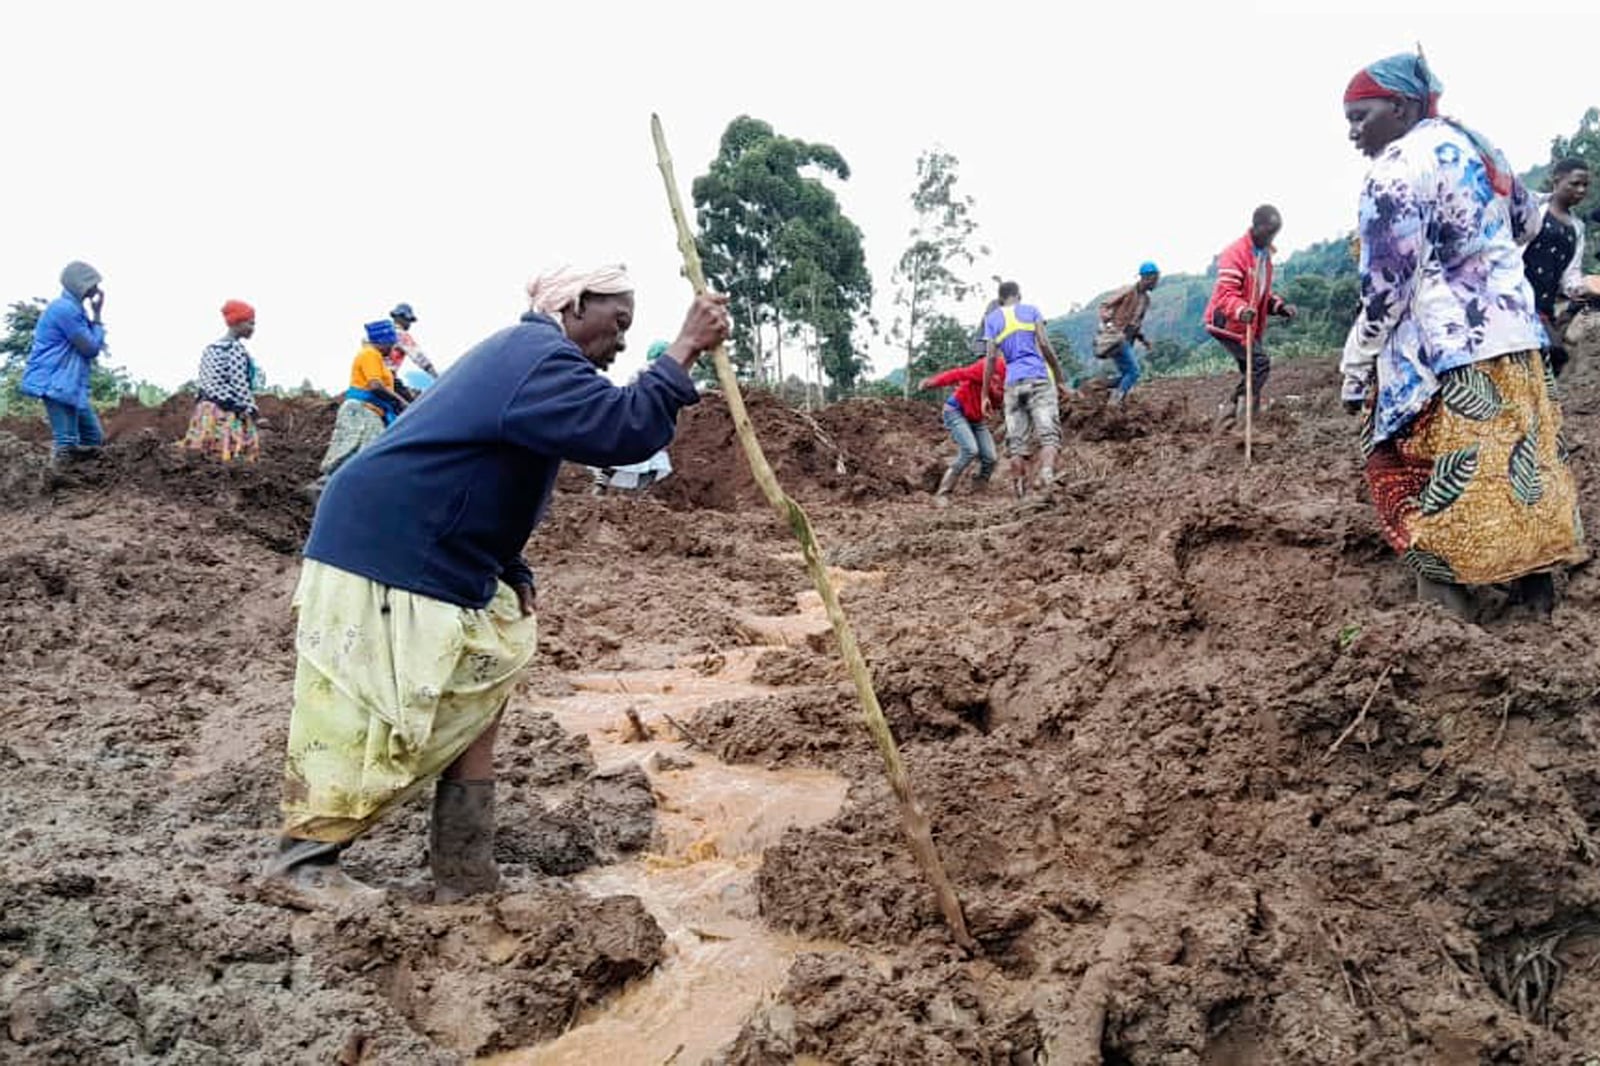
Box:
xmin=316 ymin=320 xmax=409 ymax=483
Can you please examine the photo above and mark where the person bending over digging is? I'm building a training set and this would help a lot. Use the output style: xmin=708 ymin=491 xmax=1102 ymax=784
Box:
xmin=919 ymin=350 xmax=1006 ymax=507
xmin=1339 ymin=50 xmax=1586 ymax=618
xmin=265 ymin=264 xmax=729 ymax=904
xmin=980 ymin=280 xmax=1071 ymax=498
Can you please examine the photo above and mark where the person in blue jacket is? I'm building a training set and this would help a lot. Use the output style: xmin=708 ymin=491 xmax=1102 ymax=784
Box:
xmin=266 ymin=264 xmax=730 ymax=904
xmin=22 ymin=261 xmax=109 ymax=460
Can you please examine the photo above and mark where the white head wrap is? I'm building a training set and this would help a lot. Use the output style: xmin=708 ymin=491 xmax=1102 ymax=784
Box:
xmin=526 ymin=264 xmax=634 ymax=326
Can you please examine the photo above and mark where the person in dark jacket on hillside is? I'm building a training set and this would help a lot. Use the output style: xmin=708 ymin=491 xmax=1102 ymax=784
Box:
xmin=265 ymin=264 xmax=729 ymax=904
xmin=22 ymin=261 xmax=109 ymax=461
xmin=1203 ymin=207 xmax=1297 ymax=425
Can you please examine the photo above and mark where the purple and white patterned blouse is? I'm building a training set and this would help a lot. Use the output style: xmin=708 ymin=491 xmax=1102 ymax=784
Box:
xmin=1340 ymin=119 xmax=1546 ymax=445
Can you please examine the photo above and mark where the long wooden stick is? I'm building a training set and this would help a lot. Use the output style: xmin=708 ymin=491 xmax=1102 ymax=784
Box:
xmin=1244 ymin=320 xmax=1255 ymax=466
xmin=651 ymin=114 xmax=974 ymax=952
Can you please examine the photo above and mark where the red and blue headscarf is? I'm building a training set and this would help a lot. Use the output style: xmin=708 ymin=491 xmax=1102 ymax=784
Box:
xmin=1344 ymin=51 xmax=1513 ymax=196
xmin=1344 ymin=52 xmax=1442 ymax=118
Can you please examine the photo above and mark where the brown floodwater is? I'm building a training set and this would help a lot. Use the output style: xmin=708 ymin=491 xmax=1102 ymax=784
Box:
xmin=486 ymin=572 xmax=884 ymax=1064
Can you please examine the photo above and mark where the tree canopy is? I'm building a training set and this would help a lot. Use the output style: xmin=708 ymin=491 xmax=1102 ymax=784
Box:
xmin=693 ymin=116 xmax=873 ymax=393
xmin=889 ymin=148 xmax=985 ymax=396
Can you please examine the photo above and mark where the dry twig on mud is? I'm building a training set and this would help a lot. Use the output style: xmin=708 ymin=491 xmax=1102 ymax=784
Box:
xmin=662 ymin=712 xmax=710 ymax=752
xmin=1318 ymin=917 xmax=1364 ymax=1009
xmin=1484 ymin=930 xmax=1570 ymax=1026
xmin=653 ymin=113 xmax=974 ymax=953
xmin=795 ymin=410 xmax=849 ymax=474
xmin=1325 ymin=664 xmax=1394 ymax=761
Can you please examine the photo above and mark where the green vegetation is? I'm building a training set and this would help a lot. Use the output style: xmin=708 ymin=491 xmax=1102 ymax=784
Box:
xmin=4 ymin=112 xmax=1593 ymax=408
xmin=889 ymin=149 xmax=986 ymax=396
xmin=1043 ymin=109 xmax=1598 ymax=388
xmin=693 ymin=116 xmax=873 ymax=393
xmin=1046 ymin=236 xmax=1361 ymax=384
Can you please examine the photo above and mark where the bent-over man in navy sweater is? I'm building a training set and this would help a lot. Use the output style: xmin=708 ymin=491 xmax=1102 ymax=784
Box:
xmin=267 ymin=265 xmax=729 ymax=904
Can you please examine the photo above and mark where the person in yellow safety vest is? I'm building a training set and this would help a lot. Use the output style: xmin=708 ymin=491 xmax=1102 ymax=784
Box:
xmin=980 ymin=281 xmax=1072 ymax=498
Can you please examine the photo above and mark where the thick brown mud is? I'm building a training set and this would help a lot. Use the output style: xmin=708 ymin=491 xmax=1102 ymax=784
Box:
xmin=4 ymin=337 xmax=1600 ymax=1063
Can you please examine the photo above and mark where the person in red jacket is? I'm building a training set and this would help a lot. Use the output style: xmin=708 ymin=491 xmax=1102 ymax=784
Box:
xmin=1203 ymin=205 xmax=1297 ymax=425
xmin=918 ymin=351 xmax=1006 ymax=507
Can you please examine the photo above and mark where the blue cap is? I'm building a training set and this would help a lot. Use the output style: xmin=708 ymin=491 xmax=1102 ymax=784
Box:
xmin=365 ymin=320 xmax=399 ymax=346
xmin=390 ymin=302 xmax=417 ymax=322
xmin=1138 ymin=261 xmax=1160 ymax=276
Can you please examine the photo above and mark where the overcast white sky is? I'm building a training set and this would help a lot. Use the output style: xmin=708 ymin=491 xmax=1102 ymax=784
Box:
xmin=1 ymin=0 xmax=1594 ymax=392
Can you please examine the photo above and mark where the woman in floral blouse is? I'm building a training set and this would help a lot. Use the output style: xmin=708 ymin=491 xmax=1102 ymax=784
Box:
xmin=1339 ymin=52 xmax=1586 ymax=617
xmin=181 ymin=300 xmax=260 ymax=463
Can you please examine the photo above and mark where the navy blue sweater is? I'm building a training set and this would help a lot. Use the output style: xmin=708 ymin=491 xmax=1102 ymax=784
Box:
xmin=305 ymin=313 xmax=699 ymax=608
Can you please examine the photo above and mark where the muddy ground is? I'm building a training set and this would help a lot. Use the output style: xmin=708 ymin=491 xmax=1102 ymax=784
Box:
xmin=3 ymin=324 xmax=1600 ymax=1064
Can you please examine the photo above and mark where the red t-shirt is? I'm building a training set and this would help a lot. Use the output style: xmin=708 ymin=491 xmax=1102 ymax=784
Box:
xmin=926 ymin=355 xmax=1006 ymax=422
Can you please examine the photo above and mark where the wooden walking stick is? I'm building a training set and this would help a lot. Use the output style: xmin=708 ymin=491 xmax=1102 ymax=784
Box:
xmin=1242 ymin=256 xmax=1258 ymax=466
xmin=651 ymin=114 xmax=975 ymax=952
xmin=1244 ymin=320 xmax=1255 ymax=466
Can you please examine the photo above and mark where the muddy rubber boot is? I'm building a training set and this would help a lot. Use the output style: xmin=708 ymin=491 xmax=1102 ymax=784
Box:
xmin=1417 ymin=575 xmax=1475 ymax=620
xmin=932 ymin=467 xmax=958 ymax=508
xmin=262 ymin=838 xmax=382 ymax=906
xmin=431 ymin=779 xmax=501 ymax=903
xmin=1214 ymin=399 xmax=1237 ymax=430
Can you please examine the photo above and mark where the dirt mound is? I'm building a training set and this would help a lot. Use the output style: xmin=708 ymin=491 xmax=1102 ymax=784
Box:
xmin=0 ymin=393 xmax=334 ymax=552
xmin=655 ymin=390 xmax=946 ymax=510
xmin=699 ymin=348 xmax=1600 ymax=1063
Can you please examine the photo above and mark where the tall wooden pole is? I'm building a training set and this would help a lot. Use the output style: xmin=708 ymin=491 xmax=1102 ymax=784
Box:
xmin=651 ymin=114 xmax=974 ymax=952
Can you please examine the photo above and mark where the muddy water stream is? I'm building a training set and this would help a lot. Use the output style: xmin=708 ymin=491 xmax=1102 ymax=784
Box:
xmin=488 ymin=569 xmax=881 ymax=1065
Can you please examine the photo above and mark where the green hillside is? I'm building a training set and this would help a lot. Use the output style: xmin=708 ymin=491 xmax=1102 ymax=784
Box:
xmin=1047 ymin=236 xmax=1360 ymax=377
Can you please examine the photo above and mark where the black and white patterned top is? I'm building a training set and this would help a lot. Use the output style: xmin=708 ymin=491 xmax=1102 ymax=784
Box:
xmin=1525 ymin=193 xmax=1591 ymax=317
xmin=196 ymin=336 xmax=257 ymax=415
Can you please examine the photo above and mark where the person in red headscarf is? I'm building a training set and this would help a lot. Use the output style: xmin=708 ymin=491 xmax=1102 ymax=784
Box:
xmin=180 ymin=300 xmax=261 ymax=463
xmin=1339 ymin=51 xmax=1585 ymax=618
